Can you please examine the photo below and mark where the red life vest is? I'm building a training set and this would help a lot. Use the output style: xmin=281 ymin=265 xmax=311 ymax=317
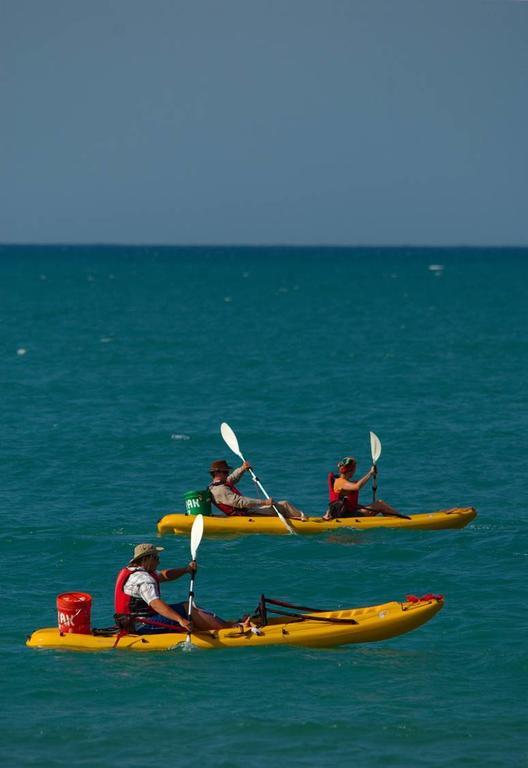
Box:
xmin=209 ymin=481 xmax=243 ymax=516
xmin=114 ymin=567 xmax=160 ymax=616
xmin=328 ymin=472 xmax=359 ymax=513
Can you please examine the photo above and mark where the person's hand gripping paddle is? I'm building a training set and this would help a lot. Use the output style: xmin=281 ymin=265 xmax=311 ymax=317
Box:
xmin=220 ymin=422 xmax=297 ymax=535
xmin=185 ymin=513 xmax=204 ymax=647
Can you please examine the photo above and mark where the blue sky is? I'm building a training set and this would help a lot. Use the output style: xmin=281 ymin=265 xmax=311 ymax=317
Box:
xmin=1 ymin=0 xmax=527 ymax=245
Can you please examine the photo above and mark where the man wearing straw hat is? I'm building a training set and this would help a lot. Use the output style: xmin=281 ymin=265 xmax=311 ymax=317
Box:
xmin=114 ymin=543 xmax=231 ymax=634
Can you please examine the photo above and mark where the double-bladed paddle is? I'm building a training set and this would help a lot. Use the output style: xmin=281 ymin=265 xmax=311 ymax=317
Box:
xmin=220 ymin=422 xmax=297 ymax=535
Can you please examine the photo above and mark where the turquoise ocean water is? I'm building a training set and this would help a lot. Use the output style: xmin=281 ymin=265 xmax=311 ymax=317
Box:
xmin=1 ymin=246 xmax=527 ymax=767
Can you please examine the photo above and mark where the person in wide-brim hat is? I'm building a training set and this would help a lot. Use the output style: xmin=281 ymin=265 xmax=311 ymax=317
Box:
xmin=114 ymin=543 xmax=233 ymax=634
xmin=208 ymin=458 xmax=306 ymax=520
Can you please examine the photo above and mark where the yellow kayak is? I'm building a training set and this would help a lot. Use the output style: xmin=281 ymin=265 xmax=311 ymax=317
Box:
xmin=26 ymin=595 xmax=443 ymax=652
xmin=157 ymin=507 xmax=476 ymax=536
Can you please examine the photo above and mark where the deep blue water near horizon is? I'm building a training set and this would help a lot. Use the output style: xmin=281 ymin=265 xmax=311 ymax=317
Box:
xmin=1 ymin=246 xmax=527 ymax=767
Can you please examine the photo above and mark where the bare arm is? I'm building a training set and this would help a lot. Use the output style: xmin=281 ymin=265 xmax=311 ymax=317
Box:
xmin=338 ymin=468 xmax=375 ymax=492
xmin=227 ymin=461 xmax=251 ymax=484
xmin=158 ymin=562 xmax=196 ymax=582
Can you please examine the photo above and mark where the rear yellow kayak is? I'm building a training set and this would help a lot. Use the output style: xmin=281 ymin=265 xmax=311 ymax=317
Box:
xmin=26 ymin=596 xmax=443 ymax=652
xmin=157 ymin=507 xmax=476 ymax=536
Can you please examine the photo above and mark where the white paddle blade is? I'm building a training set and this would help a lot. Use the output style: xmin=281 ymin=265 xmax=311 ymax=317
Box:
xmin=220 ymin=422 xmax=243 ymax=459
xmin=274 ymin=507 xmax=297 ymax=535
xmin=190 ymin=514 xmax=204 ymax=560
xmin=370 ymin=431 xmax=382 ymax=464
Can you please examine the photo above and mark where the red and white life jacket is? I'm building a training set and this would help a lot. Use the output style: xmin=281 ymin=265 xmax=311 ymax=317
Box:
xmin=209 ymin=481 xmax=242 ymax=516
xmin=114 ymin=567 xmax=160 ymax=617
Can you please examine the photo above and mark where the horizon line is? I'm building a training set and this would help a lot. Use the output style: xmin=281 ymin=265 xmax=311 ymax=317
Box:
xmin=1 ymin=242 xmax=527 ymax=250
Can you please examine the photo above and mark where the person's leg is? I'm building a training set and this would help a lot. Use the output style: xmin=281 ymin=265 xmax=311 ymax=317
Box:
xmin=136 ymin=603 xmax=188 ymax=634
xmin=276 ymin=500 xmax=306 ymax=520
xmin=236 ymin=502 xmax=305 ymax=520
xmin=190 ymin=606 xmax=231 ymax=630
xmin=355 ymin=506 xmax=378 ymax=517
xmin=363 ymin=500 xmax=410 ymax=518
xmin=136 ymin=602 xmax=232 ymax=633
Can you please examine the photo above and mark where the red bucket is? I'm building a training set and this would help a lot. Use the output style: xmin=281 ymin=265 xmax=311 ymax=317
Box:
xmin=57 ymin=592 xmax=92 ymax=634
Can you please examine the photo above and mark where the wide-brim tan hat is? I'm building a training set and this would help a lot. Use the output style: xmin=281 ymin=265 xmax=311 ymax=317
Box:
xmin=209 ymin=459 xmax=232 ymax=473
xmin=129 ymin=543 xmax=164 ymax=565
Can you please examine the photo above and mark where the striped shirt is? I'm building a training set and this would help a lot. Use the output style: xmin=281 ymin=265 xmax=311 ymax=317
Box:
xmin=123 ymin=567 xmax=160 ymax=606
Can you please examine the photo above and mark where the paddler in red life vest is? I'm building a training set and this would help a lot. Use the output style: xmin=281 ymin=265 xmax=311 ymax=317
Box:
xmin=208 ymin=459 xmax=306 ymax=520
xmin=323 ymin=456 xmax=405 ymax=520
xmin=114 ymin=543 xmax=232 ymax=634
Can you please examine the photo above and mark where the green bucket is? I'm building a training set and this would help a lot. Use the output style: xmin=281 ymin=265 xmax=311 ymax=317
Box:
xmin=184 ymin=489 xmax=212 ymax=516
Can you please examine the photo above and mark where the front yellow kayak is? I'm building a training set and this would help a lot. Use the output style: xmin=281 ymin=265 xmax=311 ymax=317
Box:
xmin=157 ymin=507 xmax=476 ymax=536
xmin=26 ymin=596 xmax=443 ymax=652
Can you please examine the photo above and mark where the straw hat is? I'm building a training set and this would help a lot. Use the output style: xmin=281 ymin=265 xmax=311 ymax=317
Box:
xmin=129 ymin=543 xmax=164 ymax=565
